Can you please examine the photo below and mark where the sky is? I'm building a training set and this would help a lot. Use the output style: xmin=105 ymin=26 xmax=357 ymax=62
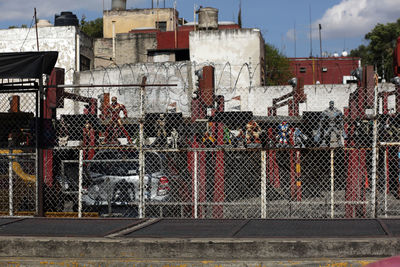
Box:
xmin=0 ymin=0 xmax=399 ymax=58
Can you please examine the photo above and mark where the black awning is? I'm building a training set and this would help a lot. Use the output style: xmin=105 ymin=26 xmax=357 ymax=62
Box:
xmin=0 ymin=52 xmax=58 ymax=79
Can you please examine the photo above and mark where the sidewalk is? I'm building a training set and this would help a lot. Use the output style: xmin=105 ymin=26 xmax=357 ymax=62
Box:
xmin=0 ymin=217 xmax=398 ymax=266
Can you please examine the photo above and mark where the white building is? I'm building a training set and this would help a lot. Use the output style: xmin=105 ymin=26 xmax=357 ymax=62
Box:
xmin=0 ymin=24 xmax=93 ymax=85
xmin=189 ymin=28 xmax=265 ymax=89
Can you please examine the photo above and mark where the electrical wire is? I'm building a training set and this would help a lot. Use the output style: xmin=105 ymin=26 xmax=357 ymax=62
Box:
xmin=19 ymin=15 xmax=35 ymax=52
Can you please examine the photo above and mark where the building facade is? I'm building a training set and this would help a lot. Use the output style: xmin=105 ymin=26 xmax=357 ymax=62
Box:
xmin=289 ymin=57 xmax=361 ymax=85
xmin=103 ymin=8 xmax=178 ymax=38
xmin=0 ymin=25 xmax=93 ymax=85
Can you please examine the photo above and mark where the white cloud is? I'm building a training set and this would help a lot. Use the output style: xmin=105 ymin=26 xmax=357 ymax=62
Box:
xmin=286 ymin=0 xmax=400 ymax=41
xmin=315 ymin=0 xmax=400 ymax=39
xmin=0 ymin=0 xmax=145 ymax=22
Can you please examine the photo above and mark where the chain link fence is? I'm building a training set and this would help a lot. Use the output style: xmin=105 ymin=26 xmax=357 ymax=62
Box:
xmin=0 ymin=87 xmax=38 ymax=216
xmin=1 ymin=67 xmax=400 ymax=219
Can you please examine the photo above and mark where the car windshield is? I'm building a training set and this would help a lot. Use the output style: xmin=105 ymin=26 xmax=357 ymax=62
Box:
xmin=89 ymin=150 xmax=162 ymax=176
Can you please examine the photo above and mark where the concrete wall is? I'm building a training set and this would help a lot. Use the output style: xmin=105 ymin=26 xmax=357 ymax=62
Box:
xmin=116 ymin=33 xmax=157 ymax=65
xmin=0 ymin=26 xmax=93 ymax=85
xmin=94 ymin=33 xmax=157 ymax=68
xmin=93 ymin=38 xmax=114 ymax=67
xmin=75 ymin=62 xmax=396 ymax=118
xmin=190 ymin=29 xmax=265 ymax=89
xmin=103 ymin=9 xmax=177 ymax=38
xmin=75 ymin=62 xmax=193 ymax=117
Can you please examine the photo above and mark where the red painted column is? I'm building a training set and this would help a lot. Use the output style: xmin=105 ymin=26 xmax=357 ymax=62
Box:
xmin=345 ymin=149 xmax=367 ymax=218
xmin=83 ymin=125 xmax=96 ymax=161
xmin=383 ymin=93 xmax=389 ymax=114
xmin=267 ymin=128 xmax=280 ymax=188
xmin=213 ymin=96 xmax=225 ymax=218
xmin=43 ymin=68 xmax=65 ymax=188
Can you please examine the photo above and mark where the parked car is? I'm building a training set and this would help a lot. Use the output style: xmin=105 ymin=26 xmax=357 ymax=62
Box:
xmin=58 ymin=149 xmax=187 ymax=217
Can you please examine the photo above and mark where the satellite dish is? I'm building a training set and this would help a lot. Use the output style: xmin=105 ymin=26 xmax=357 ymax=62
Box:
xmin=341 ymin=51 xmax=348 ymax=57
xmin=333 ymin=52 xmax=339 ymax=57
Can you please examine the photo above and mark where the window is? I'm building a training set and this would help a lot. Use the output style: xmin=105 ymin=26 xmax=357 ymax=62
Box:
xmin=80 ymin=55 xmax=91 ymax=71
xmin=175 ymin=49 xmax=190 ymax=61
xmin=156 ymin=21 xmax=167 ymax=32
xmin=300 ymin=67 xmax=307 ymax=73
xmin=89 ymin=151 xmax=162 ymax=175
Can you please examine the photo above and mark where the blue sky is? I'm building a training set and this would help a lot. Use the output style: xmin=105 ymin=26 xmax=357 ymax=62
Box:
xmin=0 ymin=0 xmax=399 ymax=58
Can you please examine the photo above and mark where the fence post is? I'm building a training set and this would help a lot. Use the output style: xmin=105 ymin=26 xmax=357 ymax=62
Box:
xmin=371 ymin=84 xmax=379 ymax=218
xmin=261 ymin=150 xmax=267 ymax=219
xmin=36 ymin=80 xmax=45 ymax=217
xmin=194 ymin=151 xmax=198 ymax=219
xmin=78 ymin=149 xmax=83 ymax=218
xmin=8 ymin=149 xmax=13 ymax=216
xmin=139 ymin=76 xmax=147 ymax=218
xmin=330 ymin=149 xmax=334 ymax=218
xmin=384 ymin=148 xmax=388 ymax=217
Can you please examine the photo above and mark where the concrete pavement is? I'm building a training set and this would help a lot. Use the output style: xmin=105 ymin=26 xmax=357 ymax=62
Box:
xmin=0 ymin=217 xmax=399 ymax=266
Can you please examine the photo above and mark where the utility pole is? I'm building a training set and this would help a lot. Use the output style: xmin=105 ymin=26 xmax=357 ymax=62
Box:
xmin=34 ymin=8 xmax=39 ymax=51
xmin=319 ymin=24 xmax=322 ymax=58
xmin=309 ymin=5 xmax=312 ymax=57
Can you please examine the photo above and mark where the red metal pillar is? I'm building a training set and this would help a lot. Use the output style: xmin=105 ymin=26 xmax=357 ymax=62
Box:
xmin=288 ymin=99 xmax=294 ymax=117
xmin=267 ymin=128 xmax=280 ymax=188
xmin=397 ymin=85 xmax=400 ymax=114
xmin=346 ymin=148 xmax=368 ymax=218
xmin=383 ymin=92 xmax=389 ymax=114
xmin=43 ymin=68 xmax=65 ymax=188
xmin=345 ymin=65 xmax=374 ymax=218
xmin=213 ymin=96 xmax=225 ymax=218
xmin=83 ymin=124 xmax=95 ymax=161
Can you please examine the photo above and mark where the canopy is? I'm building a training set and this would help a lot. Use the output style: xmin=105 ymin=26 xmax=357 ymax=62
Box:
xmin=0 ymin=52 xmax=58 ymax=79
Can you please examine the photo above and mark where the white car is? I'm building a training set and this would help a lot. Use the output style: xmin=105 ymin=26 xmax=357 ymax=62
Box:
xmin=82 ymin=150 xmax=172 ymax=216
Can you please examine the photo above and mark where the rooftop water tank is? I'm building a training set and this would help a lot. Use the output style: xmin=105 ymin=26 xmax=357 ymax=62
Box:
xmin=198 ymin=7 xmax=218 ymax=30
xmin=112 ymin=0 xmax=127 ymax=11
xmin=54 ymin=11 xmax=79 ymax=27
xmin=36 ymin=19 xmax=53 ymax=28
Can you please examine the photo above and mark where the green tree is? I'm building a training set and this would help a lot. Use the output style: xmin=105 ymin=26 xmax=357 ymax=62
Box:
xmin=8 ymin=24 xmax=27 ymax=29
xmin=350 ymin=18 xmax=400 ymax=79
xmin=265 ymin=43 xmax=293 ymax=85
xmin=80 ymin=15 xmax=103 ymax=38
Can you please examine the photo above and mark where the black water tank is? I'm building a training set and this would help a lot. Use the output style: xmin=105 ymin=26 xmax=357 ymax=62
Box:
xmin=54 ymin=11 xmax=79 ymax=27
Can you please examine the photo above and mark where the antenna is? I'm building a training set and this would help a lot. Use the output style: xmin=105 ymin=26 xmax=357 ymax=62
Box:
xmin=309 ymin=5 xmax=312 ymax=57
xmin=294 ymin=21 xmax=296 ymax=58
xmin=319 ymin=24 xmax=322 ymax=57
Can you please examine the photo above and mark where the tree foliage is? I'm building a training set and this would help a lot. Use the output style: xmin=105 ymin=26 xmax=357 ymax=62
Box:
xmin=350 ymin=18 xmax=400 ymax=79
xmin=80 ymin=15 xmax=103 ymax=38
xmin=265 ymin=43 xmax=293 ymax=86
xmin=8 ymin=24 xmax=27 ymax=29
